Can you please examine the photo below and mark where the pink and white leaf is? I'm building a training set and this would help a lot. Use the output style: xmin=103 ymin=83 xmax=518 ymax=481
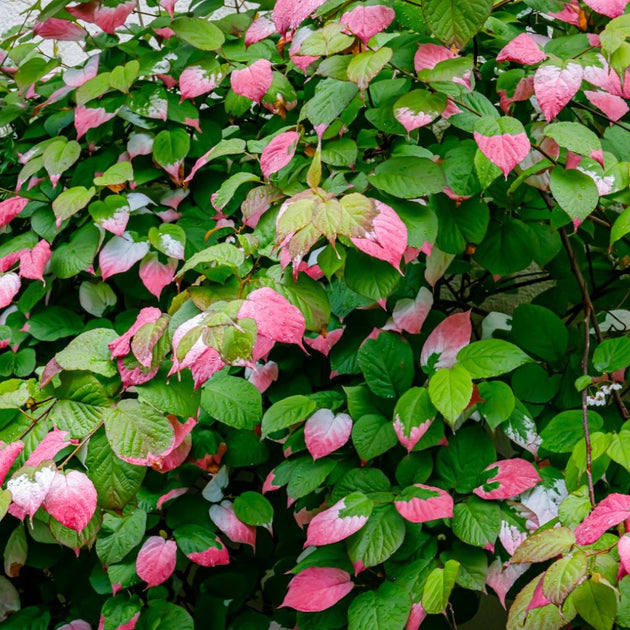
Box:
xmin=63 ymin=55 xmax=99 ymax=88
xmin=585 ymin=90 xmax=629 ymax=122
xmin=304 ymin=409 xmax=352 ymax=460
xmin=260 ymin=131 xmax=300 ymax=179
xmin=209 ymin=500 xmax=256 ymax=549
xmin=159 ymin=0 xmax=178 ymax=17
xmin=474 ymin=128 xmax=530 ymax=178
xmin=245 ymin=361 xmax=279 ymax=393
xmin=19 ymin=240 xmax=51 ymax=282
xmin=34 ymin=18 xmax=86 ymax=41
xmin=43 ymin=469 xmax=97 ymax=531
xmin=574 ymin=493 xmax=630 ymax=545
xmin=385 ymin=287 xmax=433 ymax=335
xmin=474 ymin=459 xmax=541 ymax=500
xmin=67 ymin=0 xmax=135 ymax=34
xmin=272 ymin=0 xmax=328 ymax=37
xmin=304 ymin=328 xmax=345 ymax=356
xmin=245 ymin=16 xmax=276 ymax=47
xmin=0 ymin=274 xmax=20 ymax=308
xmin=414 ymin=43 xmax=455 ymax=72
xmin=99 ymin=233 xmax=150 ymax=280
xmin=136 ymin=536 xmax=177 ymax=587
xmin=393 ymin=415 xmax=433 ymax=454
xmin=394 ymin=484 xmax=454 ymax=523
xmin=24 ymin=428 xmax=71 ymax=468
xmin=58 ymin=620 xmax=92 ymax=630
xmin=139 ymin=253 xmax=177 ymax=298
xmin=487 ymin=559 xmax=530 ymax=608
xmin=340 ymin=5 xmax=396 ymax=44
xmin=496 ymin=33 xmax=548 ymax=65
xmin=420 ymin=310 xmax=471 ymax=370
xmin=186 ymin=536 xmax=230 ymax=567
xmin=238 ymin=287 xmax=306 ymax=348
xmin=180 ymin=65 xmax=223 ymax=101
xmin=619 ymin=534 xmax=630 ymax=579
xmin=0 ymin=442 xmax=24 ymax=486
xmin=74 ymin=105 xmax=117 ymax=140
xmin=305 ymin=495 xmax=370 ymax=546
xmin=127 ymin=133 xmax=153 ymax=158
xmin=0 ymin=197 xmax=28 ymax=228
xmin=280 ymin=567 xmax=353 ymax=612
xmin=584 ymin=0 xmax=629 ymax=17
xmin=230 ymin=59 xmax=273 ymax=104
xmin=350 ymin=201 xmax=408 ymax=271
xmin=534 ymin=62 xmax=583 ymax=121
xmin=7 ymin=466 xmax=56 ymax=522
xmin=108 ymin=307 xmax=162 ymax=358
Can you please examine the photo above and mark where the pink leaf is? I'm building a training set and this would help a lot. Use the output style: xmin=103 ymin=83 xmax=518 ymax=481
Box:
xmin=414 ymin=43 xmax=455 ymax=72
xmin=180 ymin=65 xmax=223 ymax=101
xmin=0 ymin=197 xmax=28 ymax=228
xmin=186 ymin=536 xmax=230 ymax=567
xmin=209 ymin=500 xmax=256 ymax=549
xmin=0 ymin=442 xmax=24 ymax=486
xmin=487 ymin=559 xmax=530 ymax=608
xmin=584 ymin=0 xmax=629 ymax=16
xmin=340 ymin=5 xmax=395 ymax=45
xmin=496 ymin=33 xmax=548 ymax=65
xmin=74 ymin=105 xmax=117 ymax=140
xmin=384 ymin=287 xmax=433 ymax=335
xmin=242 ymin=185 xmax=284 ymax=228
xmin=238 ymin=287 xmax=306 ymax=348
xmin=230 ymin=59 xmax=273 ymax=104
xmin=25 ymin=428 xmax=71 ymax=468
xmin=420 ymin=311 xmax=471 ymax=370
xmin=63 ymin=55 xmax=99 ymax=88
xmin=619 ymin=534 xmax=630 ymax=580
xmin=393 ymin=401 xmax=434 ymax=453
xmin=136 ymin=536 xmax=177 ymax=587
xmin=245 ymin=16 xmax=276 ymax=47
xmin=0 ymin=251 xmax=25 ymax=274
xmin=406 ymin=602 xmax=427 ymax=630
xmin=139 ymin=253 xmax=177 ymax=298
xmin=280 ymin=567 xmax=353 ymax=612
xmin=304 ymin=409 xmax=352 ymax=460
xmin=574 ymin=493 xmax=630 ymax=545
xmin=7 ymin=466 xmax=56 ymax=522
xmin=304 ymin=328 xmax=345 ymax=356
xmin=474 ymin=126 xmax=531 ymax=178
xmin=547 ymin=0 xmax=582 ymax=25
xmin=44 ymin=469 xmax=97 ymax=531
xmin=499 ymin=520 xmax=528 ymax=556
xmin=99 ymin=233 xmax=150 ymax=280
xmin=305 ymin=494 xmax=370 ymax=546
xmin=585 ymin=90 xmax=629 ymax=122
xmin=151 ymin=417 xmax=196 ymax=473
xmin=108 ymin=307 xmax=162 ymax=358
xmin=350 ymin=200 xmax=408 ymax=271
xmin=34 ymin=18 xmax=86 ymax=41
xmin=97 ymin=612 xmax=139 ymax=630
xmin=260 ymin=131 xmax=300 ymax=179
xmin=19 ymin=240 xmax=51 ymax=282
xmin=534 ymin=62 xmax=583 ymax=121
xmin=394 ymin=483 xmax=454 ymax=523
xmin=0 ymin=273 xmax=20 ymax=308
xmin=67 ymin=0 xmax=135 ymax=34
xmin=58 ymin=621 xmax=92 ymax=630
xmin=156 ymin=487 xmax=188 ymax=510
xmin=272 ymin=0 xmax=328 ymax=37
xmin=159 ymin=0 xmax=178 ymax=18
xmin=245 ymin=361 xmax=279 ymax=393
xmin=473 ymin=459 xmax=541 ymax=500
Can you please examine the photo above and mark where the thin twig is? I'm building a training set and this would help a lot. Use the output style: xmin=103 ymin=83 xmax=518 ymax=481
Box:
xmin=581 ymin=312 xmax=596 ymax=506
xmin=59 ymin=421 xmax=103 ymax=469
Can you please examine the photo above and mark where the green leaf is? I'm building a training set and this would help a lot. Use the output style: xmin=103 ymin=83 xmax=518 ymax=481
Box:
xmin=178 ymin=243 xmax=245 ymax=276
xmin=302 ymin=79 xmax=359 ymax=127
xmin=50 ymin=223 xmax=100 ymax=279
xmin=511 ymin=304 xmax=568 ymax=362
xmin=476 ymin=381 xmax=515 ymax=429
xmin=422 ymin=560 xmax=460 ymax=614
xmin=173 ymin=524 xmax=223 ymax=556
xmin=573 ymin=579 xmax=617 ymax=630
xmin=593 ymin=337 xmax=630 ymax=373
xmin=79 ymin=281 xmax=117 ymax=317
xmin=55 ymin=328 xmax=118 ymax=377
xmin=540 ymin=410 xmax=603 ymax=453
xmin=28 ymin=306 xmax=84 ymax=342
xmin=321 ymin=138 xmax=358 ymax=167
xmin=347 ymin=48 xmax=393 ymax=90
xmin=352 ymin=414 xmax=398 ymax=461
xmin=611 ymin=206 xmax=630 ymax=246
xmin=138 ymin=600 xmax=194 ymax=630
xmin=550 ymin=166 xmax=599 ymax=227
xmin=42 ymin=140 xmax=81 ymax=182
xmin=348 ymin=582 xmax=411 ymax=630
xmin=261 ymin=395 xmax=316 ymax=437
xmin=428 ymin=364 xmax=473 ymax=426
xmin=511 ymin=527 xmax=576 ymax=563
xmin=171 ymin=17 xmax=225 ymax=50
xmin=201 ymin=372 xmax=262 ymax=430
xmin=286 ymin=457 xmax=336 ymax=499
xmin=357 ymin=332 xmax=414 ymax=398
xmin=543 ymin=551 xmax=587 ymax=604
xmin=96 ymin=510 xmax=147 ymax=565
xmin=607 ymin=432 xmax=630 ymax=470
xmin=94 ymin=162 xmax=133 ymax=187
xmin=422 ymin=0 xmax=493 ymax=47
xmin=52 ymin=186 xmax=95 ymax=225
xmin=452 ymin=497 xmax=501 ymax=548
xmin=234 ymin=491 xmax=273 ymax=526
xmin=86 ymin=430 xmax=146 ymax=509
xmin=136 ymin=370 xmax=201 ymax=418
xmin=544 ymin=122 xmax=602 ymax=159
xmin=435 ymin=197 xmax=489 ymax=254
xmin=473 ymin=218 xmax=532 ymax=275
xmin=347 ymin=505 xmax=406 ymax=567
xmin=368 ymin=157 xmax=444 ymax=198
xmin=109 ymin=60 xmax=139 ymax=93
xmin=153 ymin=128 xmax=190 ymax=170
xmin=300 ymin=24 xmax=354 ymax=56
xmin=103 ymin=399 xmax=174 ymax=465
xmin=457 ymin=339 xmax=531 ymax=379
xmin=345 ymin=250 xmax=400 ymax=301
xmin=212 ymin=172 xmax=260 ymax=211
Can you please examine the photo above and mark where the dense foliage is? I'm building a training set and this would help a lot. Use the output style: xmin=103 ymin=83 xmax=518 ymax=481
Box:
xmin=0 ymin=0 xmax=629 ymax=627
